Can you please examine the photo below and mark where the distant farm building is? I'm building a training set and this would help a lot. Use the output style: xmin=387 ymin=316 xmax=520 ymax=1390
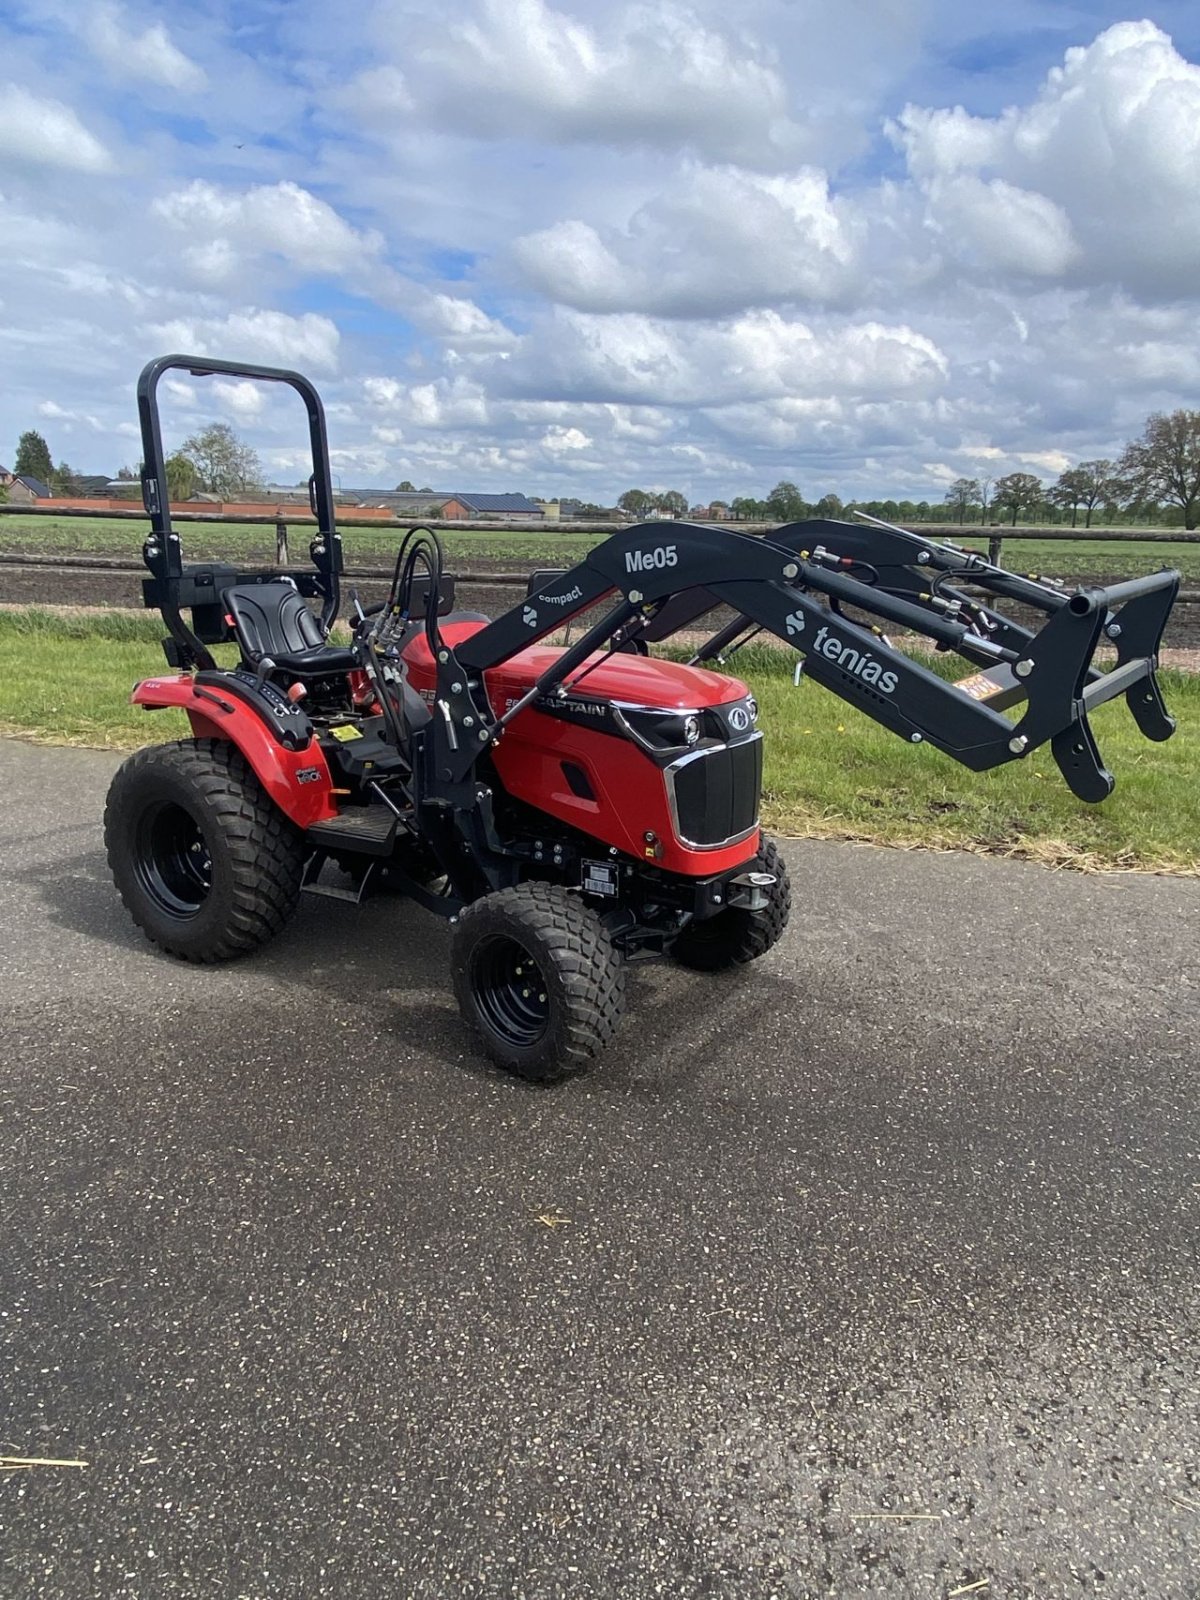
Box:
xmin=439 ymin=493 xmax=543 ymax=521
xmin=1 ymin=473 xmax=51 ymax=502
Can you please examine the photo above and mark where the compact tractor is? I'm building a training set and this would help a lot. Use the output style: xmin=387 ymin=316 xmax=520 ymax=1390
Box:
xmin=106 ymin=356 xmax=1180 ymax=1079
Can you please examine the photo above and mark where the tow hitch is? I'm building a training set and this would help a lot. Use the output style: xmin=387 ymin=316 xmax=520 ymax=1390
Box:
xmin=727 ymin=871 xmax=777 ymax=911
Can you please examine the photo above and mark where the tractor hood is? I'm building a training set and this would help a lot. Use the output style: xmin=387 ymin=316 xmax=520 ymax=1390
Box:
xmin=402 ymin=619 xmax=749 ymax=712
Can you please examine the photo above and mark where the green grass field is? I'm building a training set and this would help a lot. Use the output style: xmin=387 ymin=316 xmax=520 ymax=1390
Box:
xmin=0 ymin=512 xmax=604 ymax=568
xmin=951 ymin=534 xmax=1198 ymax=582
xmin=1 ymin=609 xmax=1195 ymax=874
xmin=0 ymin=513 xmax=1196 ymax=581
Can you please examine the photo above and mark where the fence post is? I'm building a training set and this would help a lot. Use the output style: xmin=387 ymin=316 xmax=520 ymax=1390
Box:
xmin=987 ymin=533 xmax=1003 ymax=566
xmin=275 ymin=520 xmax=289 ymax=565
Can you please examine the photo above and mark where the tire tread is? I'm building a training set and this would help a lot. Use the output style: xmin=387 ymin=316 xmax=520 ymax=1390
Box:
xmin=105 ymin=738 xmax=303 ymax=962
xmin=451 ymin=882 xmax=625 ymax=1081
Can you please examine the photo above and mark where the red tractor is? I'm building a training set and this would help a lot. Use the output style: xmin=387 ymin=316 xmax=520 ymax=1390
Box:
xmin=106 ymin=357 xmax=1180 ymax=1080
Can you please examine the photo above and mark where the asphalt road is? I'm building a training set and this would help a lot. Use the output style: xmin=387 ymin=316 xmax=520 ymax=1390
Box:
xmin=1 ymin=740 xmax=1198 ymax=1599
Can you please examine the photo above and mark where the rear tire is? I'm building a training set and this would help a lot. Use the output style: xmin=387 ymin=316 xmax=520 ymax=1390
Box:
xmin=670 ymin=835 xmax=791 ymax=972
xmin=451 ymin=883 xmax=625 ymax=1082
xmin=104 ymin=738 xmax=304 ymax=962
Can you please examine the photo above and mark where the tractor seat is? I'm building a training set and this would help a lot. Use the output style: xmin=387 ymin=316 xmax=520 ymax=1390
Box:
xmin=222 ymin=581 xmax=355 ymax=675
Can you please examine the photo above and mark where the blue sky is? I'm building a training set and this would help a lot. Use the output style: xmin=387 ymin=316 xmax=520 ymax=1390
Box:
xmin=2 ymin=1 xmax=1199 ymax=503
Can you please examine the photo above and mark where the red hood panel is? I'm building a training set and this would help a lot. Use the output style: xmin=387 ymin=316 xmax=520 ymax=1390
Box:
xmin=403 ymin=620 xmax=748 ymax=709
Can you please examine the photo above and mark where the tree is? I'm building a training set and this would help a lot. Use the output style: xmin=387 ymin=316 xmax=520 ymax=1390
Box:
xmin=1048 ymin=467 xmax=1087 ymax=528
xmin=815 ymin=492 xmax=843 ymax=519
xmin=764 ymin=480 xmax=807 ymax=521
xmin=991 ymin=472 xmax=1043 ymax=527
xmin=945 ymin=477 xmax=980 ymax=524
xmin=49 ymin=460 xmax=79 ymax=496
xmin=179 ymin=422 xmax=262 ymax=498
xmin=656 ymin=489 xmax=687 ymax=517
xmin=165 ymin=452 xmax=197 ymax=502
xmin=14 ymin=429 xmax=53 ymax=484
xmin=618 ymin=488 xmax=655 ymax=518
xmin=731 ymin=496 xmax=768 ymax=519
xmin=396 ymin=480 xmax=415 ymax=491
xmin=1050 ymin=460 xmax=1116 ymax=529
xmin=1118 ymin=412 xmax=1200 ymax=530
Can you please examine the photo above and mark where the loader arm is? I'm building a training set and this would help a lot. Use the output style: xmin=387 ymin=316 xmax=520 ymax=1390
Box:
xmin=646 ymin=516 xmax=1099 ymax=674
xmin=427 ymin=521 xmax=1177 ymax=802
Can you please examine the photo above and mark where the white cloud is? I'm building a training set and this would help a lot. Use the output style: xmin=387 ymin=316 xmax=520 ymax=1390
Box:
xmin=146 ymin=310 xmax=341 ymax=374
xmin=513 ymin=165 xmax=861 ymax=315
xmin=212 ymin=379 xmax=266 ymax=419
xmin=365 ymin=375 xmax=489 ymax=428
xmin=0 ymin=83 xmax=114 ymax=173
xmin=1016 ymin=448 xmax=1071 ymax=474
xmin=892 ymin=20 xmax=1200 ymax=295
xmin=33 ymin=398 xmax=120 ymax=433
xmin=926 ymin=176 xmax=1078 ymax=279
xmin=417 ymin=293 xmax=517 ymax=350
xmin=155 ymin=180 xmax=382 ymax=277
xmin=163 ymin=378 xmax=197 ymax=408
xmin=331 ymin=64 xmax=412 ymax=121
xmin=354 ymin=0 xmax=809 ymax=168
xmin=507 ymin=308 xmax=949 ymax=407
xmin=179 ymin=239 xmax=240 ymax=288
xmin=364 ymin=377 xmax=404 ymax=408
xmin=541 ymin=425 xmax=591 ymax=453
xmin=85 ymin=4 xmax=207 ymax=92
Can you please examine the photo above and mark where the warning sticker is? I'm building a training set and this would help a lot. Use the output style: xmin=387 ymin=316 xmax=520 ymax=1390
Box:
xmin=329 ymin=723 xmax=364 ymax=742
xmin=955 ymin=671 xmax=1003 ymax=702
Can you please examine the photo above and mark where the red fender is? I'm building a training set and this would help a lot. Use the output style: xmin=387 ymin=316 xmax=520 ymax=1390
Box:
xmin=131 ymin=675 xmax=339 ymax=828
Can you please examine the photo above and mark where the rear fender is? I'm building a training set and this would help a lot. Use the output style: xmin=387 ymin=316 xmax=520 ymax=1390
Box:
xmin=131 ymin=675 xmax=339 ymax=827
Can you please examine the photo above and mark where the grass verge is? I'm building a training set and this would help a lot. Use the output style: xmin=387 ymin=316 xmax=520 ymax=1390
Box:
xmin=0 ymin=609 xmax=1195 ymax=874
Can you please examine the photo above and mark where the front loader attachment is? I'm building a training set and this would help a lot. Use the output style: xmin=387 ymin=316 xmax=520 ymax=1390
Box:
xmin=428 ymin=519 xmax=1177 ymax=805
xmin=673 ymin=520 xmax=1180 ymax=802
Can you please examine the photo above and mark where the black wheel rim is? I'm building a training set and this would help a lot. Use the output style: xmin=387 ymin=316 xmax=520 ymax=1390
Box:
xmin=133 ymin=801 xmax=213 ymax=919
xmin=471 ymin=936 xmax=551 ymax=1049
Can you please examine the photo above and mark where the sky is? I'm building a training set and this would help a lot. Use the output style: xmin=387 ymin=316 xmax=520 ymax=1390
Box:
xmin=2 ymin=0 xmax=1199 ymax=504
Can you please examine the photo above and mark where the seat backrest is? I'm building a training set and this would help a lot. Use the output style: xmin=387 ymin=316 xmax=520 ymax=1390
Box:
xmin=223 ymin=582 xmax=326 ymax=662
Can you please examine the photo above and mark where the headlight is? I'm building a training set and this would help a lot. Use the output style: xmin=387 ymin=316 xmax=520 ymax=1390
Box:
xmin=615 ymin=704 xmax=705 ymax=752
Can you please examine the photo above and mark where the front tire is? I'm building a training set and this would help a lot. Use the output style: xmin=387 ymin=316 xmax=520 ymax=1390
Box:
xmin=670 ymin=835 xmax=791 ymax=972
xmin=104 ymin=738 xmax=304 ymax=962
xmin=451 ymin=883 xmax=626 ymax=1082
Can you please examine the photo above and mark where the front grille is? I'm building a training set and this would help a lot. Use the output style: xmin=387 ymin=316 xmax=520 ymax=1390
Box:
xmin=665 ymin=735 xmax=762 ymax=849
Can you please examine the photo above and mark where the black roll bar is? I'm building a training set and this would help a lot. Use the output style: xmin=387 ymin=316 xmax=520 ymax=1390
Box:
xmin=137 ymin=353 xmax=338 ymax=553
xmin=135 ymin=354 xmax=343 ymax=670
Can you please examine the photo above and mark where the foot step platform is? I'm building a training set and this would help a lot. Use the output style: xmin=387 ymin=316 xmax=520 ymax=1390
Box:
xmin=305 ymin=807 xmax=399 ymax=857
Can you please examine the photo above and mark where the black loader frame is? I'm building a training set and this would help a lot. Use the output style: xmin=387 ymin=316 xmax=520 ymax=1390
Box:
xmin=416 ymin=517 xmax=1178 ymax=810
